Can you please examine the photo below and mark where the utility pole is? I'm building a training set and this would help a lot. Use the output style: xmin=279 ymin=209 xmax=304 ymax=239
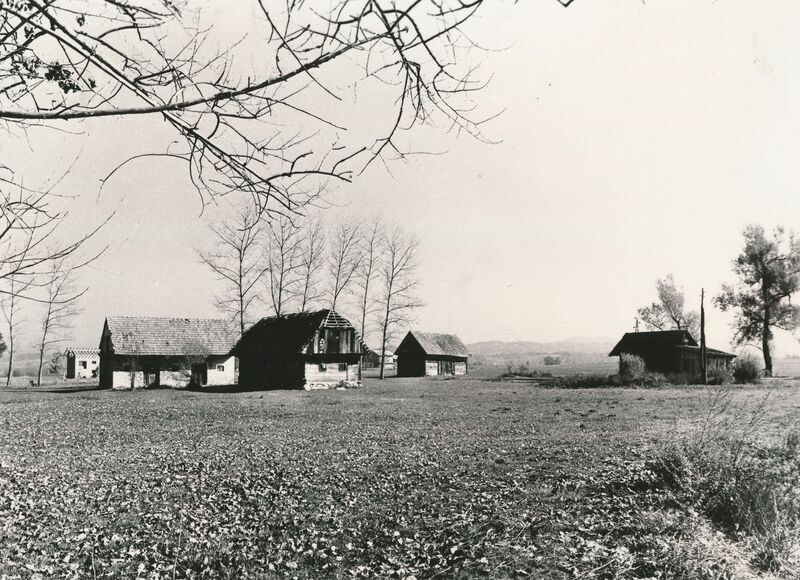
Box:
xmin=700 ymin=288 xmax=707 ymax=384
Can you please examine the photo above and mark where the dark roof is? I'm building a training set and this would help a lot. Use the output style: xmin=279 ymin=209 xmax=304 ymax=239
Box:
xmin=608 ymin=330 xmax=697 ymax=357
xmin=401 ymin=331 xmax=469 ymax=357
xmin=105 ymin=316 xmax=237 ymax=356
xmin=235 ymin=309 xmax=356 ymax=354
xmin=675 ymin=345 xmax=737 ymax=358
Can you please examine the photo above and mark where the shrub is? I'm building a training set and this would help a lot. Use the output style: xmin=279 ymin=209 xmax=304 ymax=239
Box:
xmin=706 ymin=368 xmax=732 ymax=385
xmin=543 ymin=356 xmax=561 ymax=366
xmin=551 ymin=374 xmax=616 ymax=388
xmin=640 ymin=372 xmax=668 ymax=388
xmin=500 ymin=365 xmax=553 ymax=379
xmin=732 ymin=355 xmax=762 ymax=384
xmin=665 ymin=372 xmax=692 ymax=386
xmin=619 ymin=354 xmax=646 ymax=382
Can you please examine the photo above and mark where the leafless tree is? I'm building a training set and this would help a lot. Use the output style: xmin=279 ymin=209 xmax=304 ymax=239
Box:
xmin=120 ymin=331 xmax=142 ymax=391
xmin=198 ymin=206 xmax=268 ymax=338
xmin=0 ymin=167 xmax=106 ymax=386
xmin=0 ymin=168 xmax=106 ymax=297
xmin=355 ymin=218 xmax=384 ymax=346
xmin=263 ymin=215 xmax=303 ymax=316
xmin=0 ymin=233 xmax=34 ymax=386
xmin=327 ymin=222 xmax=363 ymax=312
xmin=297 ymin=219 xmax=326 ymax=311
xmin=36 ymin=257 xmax=85 ymax=387
xmin=376 ymin=227 xmax=422 ymax=379
xmin=0 ymin=1 xmax=575 ymax=219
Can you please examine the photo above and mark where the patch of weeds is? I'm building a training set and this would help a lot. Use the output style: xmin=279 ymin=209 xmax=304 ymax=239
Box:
xmin=648 ymin=390 xmax=800 ymax=575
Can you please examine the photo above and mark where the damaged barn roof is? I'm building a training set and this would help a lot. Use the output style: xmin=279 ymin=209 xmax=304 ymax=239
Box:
xmin=402 ymin=331 xmax=469 ymax=357
xmin=104 ymin=316 xmax=238 ymax=356
xmin=234 ymin=309 xmax=357 ymax=355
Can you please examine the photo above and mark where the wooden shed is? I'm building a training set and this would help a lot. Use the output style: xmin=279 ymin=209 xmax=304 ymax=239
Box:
xmin=608 ymin=330 xmax=736 ymax=376
xmin=99 ymin=316 xmax=238 ymax=389
xmin=395 ymin=331 xmax=469 ymax=377
xmin=65 ymin=347 xmax=100 ymax=379
xmin=234 ymin=309 xmax=361 ymax=390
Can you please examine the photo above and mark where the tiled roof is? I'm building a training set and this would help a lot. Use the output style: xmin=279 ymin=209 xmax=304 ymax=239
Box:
xmin=403 ymin=331 xmax=469 ymax=357
xmin=106 ymin=316 xmax=237 ymax=356
xmin=65 ymin=347 xmax=100 ymax=357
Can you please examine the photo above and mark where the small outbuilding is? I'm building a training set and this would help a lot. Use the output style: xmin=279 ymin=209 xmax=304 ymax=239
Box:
xmin=99 ymin=316 xmax=238 ymax=389
xmin=65 ymin=347 xmax=100 ymax=379
xmin=608 ymin=330 xmax=736 ymax=377
xmin=235 ymin=309 xmax=361 ymax=389
xmin=361 ymin=347 xmax=396 ymax=369
xmin=395 ymin=331 xmax=469 ymax=377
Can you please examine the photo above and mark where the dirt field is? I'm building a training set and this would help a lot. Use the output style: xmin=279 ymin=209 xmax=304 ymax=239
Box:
xmin=1 ymin=377 xmax=798 ymax=578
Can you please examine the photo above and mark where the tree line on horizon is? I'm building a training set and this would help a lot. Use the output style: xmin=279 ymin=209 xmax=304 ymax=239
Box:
xmin=637 ymin=224 xmax=800 ymax=377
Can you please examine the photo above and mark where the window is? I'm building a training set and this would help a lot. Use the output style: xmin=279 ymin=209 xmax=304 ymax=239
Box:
xmin=79 ymin=361 xmax=87 ymax=369
xmin=338 ymin=363 xmax=347 ymax=372
xmin=216 ymin=365 xmax=225 ymax=372
xmin=91 ymin=360 xmax=97 ymax=365
xmin=318 ymin=363 xmax=327 ymax=372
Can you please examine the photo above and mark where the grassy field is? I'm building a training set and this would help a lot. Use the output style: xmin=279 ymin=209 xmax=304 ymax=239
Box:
xmin=1 ymin=378 xmax=799 ymax=579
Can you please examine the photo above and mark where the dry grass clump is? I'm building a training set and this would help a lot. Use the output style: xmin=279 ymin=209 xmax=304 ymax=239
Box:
xmin=650 ymin=390 xmax=800 ymax=576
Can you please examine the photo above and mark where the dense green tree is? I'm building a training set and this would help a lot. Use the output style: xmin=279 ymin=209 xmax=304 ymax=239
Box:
xmin=715 ymin=225 xmax=800 ymax=377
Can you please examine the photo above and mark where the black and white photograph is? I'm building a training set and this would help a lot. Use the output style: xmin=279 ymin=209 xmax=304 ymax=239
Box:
xmin=1 ymin=1 xmax=800 ymax=578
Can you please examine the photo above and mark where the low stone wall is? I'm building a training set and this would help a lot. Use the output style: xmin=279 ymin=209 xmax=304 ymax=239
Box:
xmin=160 ymin=370 xmax=191 ymax=388
xmin=304 ymin=380 xmax=361 ymax=391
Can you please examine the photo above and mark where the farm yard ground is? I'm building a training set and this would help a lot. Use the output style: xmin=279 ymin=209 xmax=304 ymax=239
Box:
xmin=1 ymin=378 xmax=799 ymax=579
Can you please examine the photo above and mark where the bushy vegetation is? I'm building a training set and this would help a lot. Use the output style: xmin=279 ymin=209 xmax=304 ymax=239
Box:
xmin=733 ymin=354 xmax=763 ymax=384
xmin=648 ymin=391 xmax=800 ymax=574
xmin=619 ymin=353 xmax=646 ymax=382
xmin=706 ymin=367 xmax=732 ymax=385
xmin=500 ymin=362 xmax=553 ymax=379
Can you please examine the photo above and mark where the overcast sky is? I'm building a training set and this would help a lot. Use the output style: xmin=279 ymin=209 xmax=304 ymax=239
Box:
xmin=5 ymin=0 xmax=800 ymax=354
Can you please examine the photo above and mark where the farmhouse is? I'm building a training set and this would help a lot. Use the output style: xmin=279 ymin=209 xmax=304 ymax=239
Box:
xmin=395 ymin=331 xmax=469 ymax=376
xmin=235 ymin=309 xmax=361 ymax=389
xmin=65 ymin=347 xmax=100 ymax=379
xmin=99 ymin=316 xmax=238 ymax=389
xmin=608 ymin=330 xmax=736 ymax=376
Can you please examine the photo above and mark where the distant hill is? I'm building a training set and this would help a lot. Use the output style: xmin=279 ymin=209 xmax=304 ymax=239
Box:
xmin=466 ymin=337 xmax=616 ymax=366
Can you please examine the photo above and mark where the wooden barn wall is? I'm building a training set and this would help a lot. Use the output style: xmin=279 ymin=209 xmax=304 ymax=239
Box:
xmin=397 ymin=354 xmax=426 ymax=377
xmin=238 ymin=352 xmax=306 ymax=390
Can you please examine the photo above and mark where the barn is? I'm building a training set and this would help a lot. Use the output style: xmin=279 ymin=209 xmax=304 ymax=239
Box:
xmin=395 ymin=331 xmax=469 ymax=377
xmin=608 ymin=330 xmax=736 ymax=376
xmin=235 ymin=309 xmax=361 ymax=389
xmin=99 ymin=316 xmax=238 ymax=389
xmin=65 ymin=347 xmax=100 ymax=379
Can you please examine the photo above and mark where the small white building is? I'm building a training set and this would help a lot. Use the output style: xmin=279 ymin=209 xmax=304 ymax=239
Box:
xmin=98 ymin=316 xmax=238 ymax=389
xmin=65 ymin=347 xmax=100 ymax=379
